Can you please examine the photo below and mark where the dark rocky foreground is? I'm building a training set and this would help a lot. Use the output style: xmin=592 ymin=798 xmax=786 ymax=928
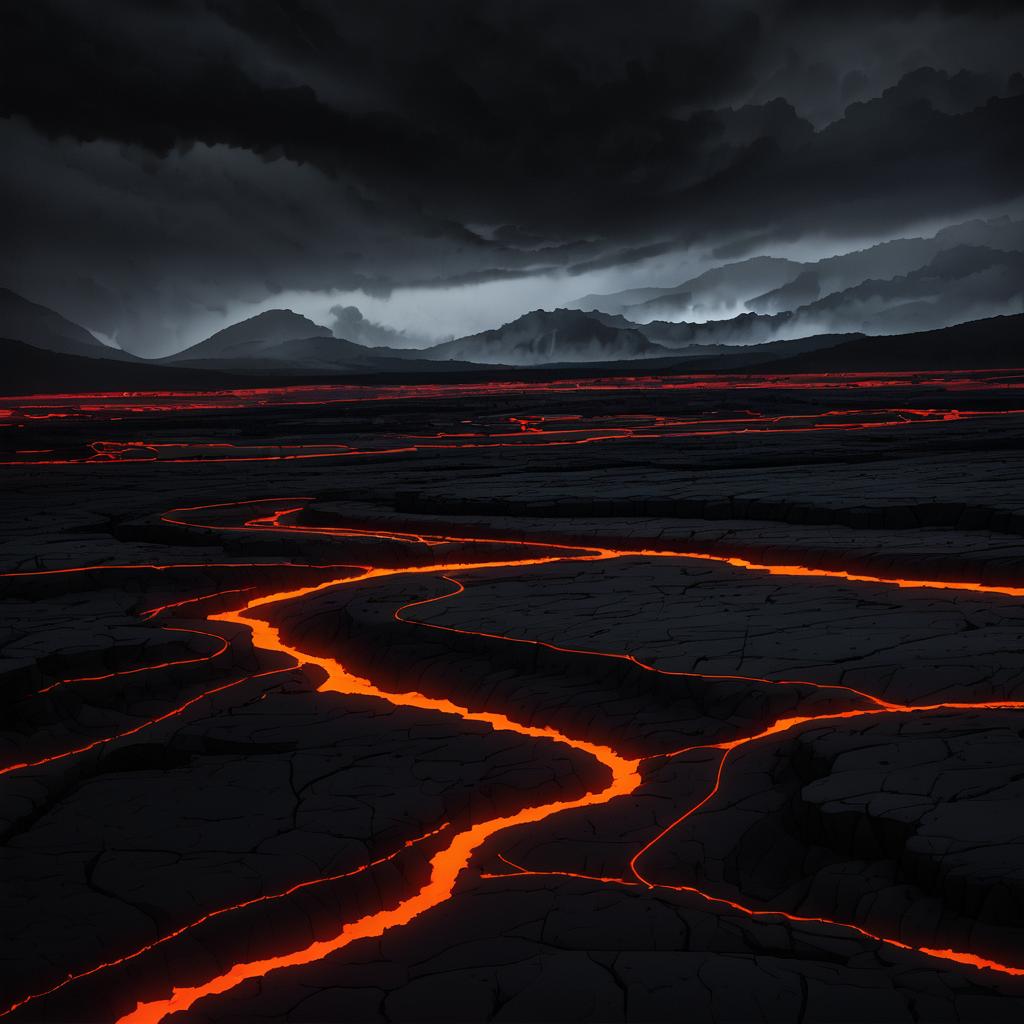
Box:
xmin=2 ymin=370 xmax=1024 ymax=1023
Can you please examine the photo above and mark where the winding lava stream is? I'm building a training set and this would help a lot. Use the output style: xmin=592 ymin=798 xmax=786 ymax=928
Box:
xmin=5 ymin=498 xmax=1024 ymax=1021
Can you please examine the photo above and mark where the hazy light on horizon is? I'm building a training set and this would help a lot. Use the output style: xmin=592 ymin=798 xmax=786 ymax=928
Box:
xmin=164 ymin=202 xmax=1024 ymax=354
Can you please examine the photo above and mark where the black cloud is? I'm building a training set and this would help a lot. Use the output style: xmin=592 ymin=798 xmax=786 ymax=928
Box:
xmin=0 ymin=1 xmax=1022 ymax=352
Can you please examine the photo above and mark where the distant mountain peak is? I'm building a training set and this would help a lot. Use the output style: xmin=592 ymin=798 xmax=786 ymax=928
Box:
xmin=424 ymin=308 xmax=670 ymax=366
xmin=168 ymin=308 xmax=333 ymax=361
xmin=241 ymin=308 xmax=319 ymax=325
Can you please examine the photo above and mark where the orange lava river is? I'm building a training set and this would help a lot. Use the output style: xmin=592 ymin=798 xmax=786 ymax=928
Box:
xmin=4 ymin=490 xmax=1024 ymax=1021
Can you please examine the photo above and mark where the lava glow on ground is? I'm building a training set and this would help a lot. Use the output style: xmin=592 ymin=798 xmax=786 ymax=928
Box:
xmin=3 ymin=367 xmax=1024 ymax=421
xmin=4 ymin=371 xmax=1024 ymax=1022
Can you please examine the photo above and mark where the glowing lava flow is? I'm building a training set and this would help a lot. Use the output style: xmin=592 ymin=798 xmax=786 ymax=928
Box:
xmin=115 ymin=509 xmax=1024 ymax=1020
xmin=111 ymin=560 xmax=643 ymax=1024
xmin=0 ymin=555 xmax=367 ymax=777
xmin=166 ymin=497 xmax=1024 ymax=600
xmin=2 ymin=823 xmax=451 ymax=1017
xmin=7 ymin=500 xmax=1024 ymax=1021
xmin=3 ymin=367 xmax=1024 ymax=423
xmin=6 ymin=405 xmax=1024 ymax=466
xmin=395 ymin=564 xmax=1024 ymax=980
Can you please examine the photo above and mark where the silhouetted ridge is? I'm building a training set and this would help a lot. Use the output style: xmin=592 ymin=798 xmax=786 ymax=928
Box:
xmin=0 ymin=287 xmax=129 ymax=359
xmin=753 ymin=314 xmax=1024 ymax=372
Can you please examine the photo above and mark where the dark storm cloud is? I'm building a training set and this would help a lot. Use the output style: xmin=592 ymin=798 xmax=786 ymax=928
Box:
xmin=1 ymin=0 xmax=1022 ymax=352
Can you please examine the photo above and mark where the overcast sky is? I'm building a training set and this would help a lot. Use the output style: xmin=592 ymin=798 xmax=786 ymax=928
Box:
xmin=2 ymin=1 xmax=1023 ymax=354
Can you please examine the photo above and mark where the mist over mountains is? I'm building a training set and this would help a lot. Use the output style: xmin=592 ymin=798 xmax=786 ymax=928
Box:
xmin=326 ymin=305 xmax=430 ymax=351
xmin=2 ymin=210 xmax=1023 ymax=381
xmin=568 ymin=217 xmax=1024 ymax=330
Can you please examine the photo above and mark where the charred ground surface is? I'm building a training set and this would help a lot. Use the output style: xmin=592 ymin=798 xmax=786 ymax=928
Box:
xmin=2 ymin=370 xmax=1024 ymax=1023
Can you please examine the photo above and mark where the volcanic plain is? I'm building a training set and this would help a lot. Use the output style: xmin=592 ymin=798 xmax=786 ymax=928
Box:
xmin=3 ymin=369 xmax=1024 ymax=1023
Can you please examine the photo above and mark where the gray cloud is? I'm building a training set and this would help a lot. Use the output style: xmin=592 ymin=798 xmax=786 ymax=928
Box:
xmin=0 ymin=2 xmax=1022 ymax=352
